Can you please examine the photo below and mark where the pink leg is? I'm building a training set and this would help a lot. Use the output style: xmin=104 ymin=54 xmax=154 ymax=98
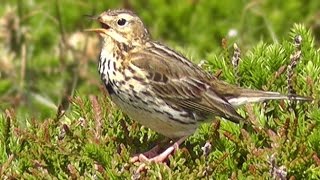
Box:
xmin=130 ymin=145 xmax=161 ymax=163
xmin=130 ymin=136 xmax=187 ymax=173
xmin=138 ymin=140 xmax=178 ymax=162
xmin=131 ymin=136 xmax=187 ymax=172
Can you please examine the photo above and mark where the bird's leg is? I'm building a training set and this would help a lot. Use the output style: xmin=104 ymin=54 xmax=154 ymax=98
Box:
xmin=130 ymin=144 xmax=162 ymax=163
xmin=130 ymin=136 xmax=187 ymax=163
xmin=130 ymin=138 xmax=170 ymax=163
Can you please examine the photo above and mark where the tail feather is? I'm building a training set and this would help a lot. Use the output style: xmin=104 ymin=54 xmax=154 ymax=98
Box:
xmin=227 ymin=89 xmax=312 ymax=107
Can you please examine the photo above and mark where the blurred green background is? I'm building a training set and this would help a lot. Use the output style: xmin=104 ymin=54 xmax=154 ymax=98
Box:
xmin=1 ymin=0 xmax=319 ymax=121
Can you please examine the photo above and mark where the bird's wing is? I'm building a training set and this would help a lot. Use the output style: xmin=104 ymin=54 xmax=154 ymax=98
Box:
xmin=129 ymin=43 xmax=244 ymax=123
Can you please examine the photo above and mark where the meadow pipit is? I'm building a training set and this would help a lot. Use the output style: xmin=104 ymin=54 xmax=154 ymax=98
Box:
xmin=87 ymin=9 xmax=311 ymax=163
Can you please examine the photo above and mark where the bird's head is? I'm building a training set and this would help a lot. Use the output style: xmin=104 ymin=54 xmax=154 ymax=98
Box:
xmin=86 ymin=9 xmax=150 ymax=45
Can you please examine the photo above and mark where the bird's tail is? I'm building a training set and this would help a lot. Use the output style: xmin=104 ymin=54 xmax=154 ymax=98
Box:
xmin=227 ymin=88 xmax=312 ymax=107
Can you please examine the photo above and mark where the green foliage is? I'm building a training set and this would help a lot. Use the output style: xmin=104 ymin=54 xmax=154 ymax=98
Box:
xmin=1 ymin=0 xmax=320 ymax=179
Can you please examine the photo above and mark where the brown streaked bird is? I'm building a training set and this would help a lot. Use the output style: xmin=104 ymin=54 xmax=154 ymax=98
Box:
xmin=87 ymin=9 xmax=312 ymax=163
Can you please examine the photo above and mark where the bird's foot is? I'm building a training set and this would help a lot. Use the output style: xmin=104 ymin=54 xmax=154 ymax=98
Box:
xmin=130 ymin=144 xmax=162 ymax=163
xmin=139 ymin=142 xmax=179 ymax=163
xmin=132 ymin=142 xmax=180 ymax=174
xmin=130 ymin=136 xmax=187 ymax=173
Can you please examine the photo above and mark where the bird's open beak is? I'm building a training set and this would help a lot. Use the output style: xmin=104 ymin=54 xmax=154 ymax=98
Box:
xmin=85 ymin=16 xmax=111 ymax=36
xmin=84 ymin=28 xmax=108 ymax=35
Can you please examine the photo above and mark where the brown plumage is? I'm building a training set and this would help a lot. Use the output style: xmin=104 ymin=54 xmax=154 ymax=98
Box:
xmin=87 ymin=9 xmax=312 ymax=163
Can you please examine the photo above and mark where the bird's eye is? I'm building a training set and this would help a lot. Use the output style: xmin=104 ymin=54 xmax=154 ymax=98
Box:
xmin=117 ymin=18 xmax=127 ymax=26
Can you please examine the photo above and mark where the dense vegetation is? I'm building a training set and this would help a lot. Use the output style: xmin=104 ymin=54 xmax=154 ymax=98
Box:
xmin=1 ymin=0 xmax=320 ymax=179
